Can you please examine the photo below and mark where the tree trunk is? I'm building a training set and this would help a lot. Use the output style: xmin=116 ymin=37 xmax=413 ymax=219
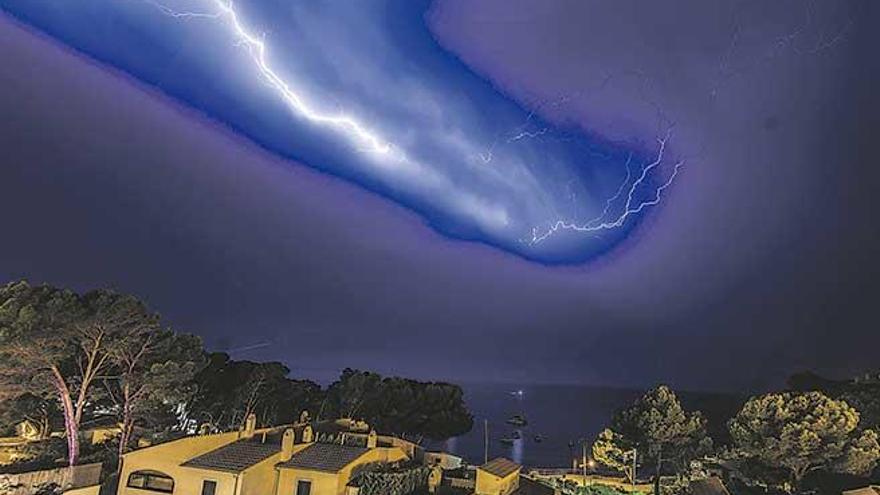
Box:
xmin=654 ymin=447 xmax=663 ymax=495
xmin=117 ymin=411 xmax=133 ymax=476
xmin=52 ymin=367 xmax=80 ymax=467
xmin=790 ymin=465 xmax=810 ymax=494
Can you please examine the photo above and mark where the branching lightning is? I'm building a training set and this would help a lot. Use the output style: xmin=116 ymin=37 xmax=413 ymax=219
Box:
xmin=140 ymin=0 xmax=683 ymax=255
xmin=147 ymin=0 xmax=406 ymax=160
xmin=527 ymin=130 xmax=683 ymax=245
xmin=710 ymin=0 xmax=853 ymax=99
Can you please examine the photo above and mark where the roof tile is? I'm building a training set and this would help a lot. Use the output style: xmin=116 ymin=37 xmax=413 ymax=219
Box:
xmin=278 ymin=443 xmax=369 ymax=473
xmin=181 ymin=439 xmax=280 ymax=473
xmin=479 ymin=458 xmax=520 ymax=478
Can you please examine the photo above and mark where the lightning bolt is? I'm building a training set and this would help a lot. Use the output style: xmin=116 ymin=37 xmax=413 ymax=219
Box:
xmin=710 ymin=0 xmax=853 ymax=99
xmin=527 ymin=129 xmax=683 ymax=245
xmin=146 ymin=0 xmax=407 ymax=161
xmin=142 ymin=0 xmax=220 ymax=19
xmin=226 ymin=340 xmax=272 ymax=353
xmin=140 ymin=0 xmax=682 ymax=251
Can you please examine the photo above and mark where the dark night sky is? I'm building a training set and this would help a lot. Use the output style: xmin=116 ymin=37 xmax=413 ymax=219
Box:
xmin=1 ymin=0 xmax=878 ymax=392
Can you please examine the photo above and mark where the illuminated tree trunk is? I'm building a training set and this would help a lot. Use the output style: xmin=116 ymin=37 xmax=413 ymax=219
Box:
xmin=117 ymin=399 xmax=134 ymax=476
xmin=52 ymin=367 xmax=80 ymax=467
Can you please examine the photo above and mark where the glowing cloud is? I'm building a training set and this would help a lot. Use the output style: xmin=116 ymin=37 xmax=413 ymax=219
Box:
xmin=1 ymin=0 xmax=681 ymax=263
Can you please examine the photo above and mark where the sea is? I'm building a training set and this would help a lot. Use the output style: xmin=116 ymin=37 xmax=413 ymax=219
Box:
xmin=428 ymin=383 xmax=744 ymax=469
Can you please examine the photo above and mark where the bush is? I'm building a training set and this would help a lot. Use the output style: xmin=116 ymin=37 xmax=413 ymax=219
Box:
xmin=0 ymin=438 xmax=66 ymax=474
xmin=350 ymin=464 xmax=431 ymax=495
xmin=33 ymin=482 xmax=62 ymax=495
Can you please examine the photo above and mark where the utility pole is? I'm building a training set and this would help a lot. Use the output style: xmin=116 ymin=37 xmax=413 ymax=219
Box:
xmin=581 ymin=440 xmax=587 ymax=487
xmin=631 ymin=448 xmax=637 ymax=492
xmin=483 ymin=419 xmax=489 ymax=464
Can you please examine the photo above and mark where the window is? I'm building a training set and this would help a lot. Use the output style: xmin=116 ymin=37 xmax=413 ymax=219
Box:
xmin=295 ymin=480 xmax=312 ymax=495
xmin=201 ymin=480 xmax=217 ymax=495
xmin=126 ymin=470 xmax=175 ymax=493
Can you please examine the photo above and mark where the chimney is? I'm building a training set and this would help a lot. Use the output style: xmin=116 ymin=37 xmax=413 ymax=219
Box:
xmin=242 ymin=413 xmax=257 ymax=439
xmin=427 ymin=465 xmax=443 ymax=493
xmin=281 ymin=428 xmax=295 ymax=461
xmin=302 ymin=425 xmax=314 ymax=443
xmin=367 ymin=430 xmax=378 ymax=449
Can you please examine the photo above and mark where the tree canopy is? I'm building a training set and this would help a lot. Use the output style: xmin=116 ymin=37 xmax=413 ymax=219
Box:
xmin=186 ymin=353 xmax=324 ymax=431
xmin=1 ymin=280 xmax=475 ymax=470
xmin=788 ymin=370 xmax=880 ymax=431
xmin=592 ymin=385 xmax=711 ymax=493
xmin=728 ymin=391 xmax=880 ymax=491
xmin=0 ymin=281 xmax=161 ymax=465
xmin=103 ymin=329 xmax=205 ymax=461
xmin=327 ymin=369 xmax=473 ymax=442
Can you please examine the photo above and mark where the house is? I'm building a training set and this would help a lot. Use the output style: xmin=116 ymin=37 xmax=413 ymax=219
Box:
xmin=117 ymin=414 xmax=411 ymax=495
xmin=843 ymin=486 xmax=880 ymax=495
xmin=438 ymin=459 xmax=553 ymax=495
xmin=688 ymin=477 xmax=731 ymax=495
xmin=475 ymin=458 xmax=521 ymax=495
xmin=117 ymin=413 xmax=556 ymax=495
xmin=15 ymin=420 xmax=42 ymax=441
xmin=424 ymin=451 xmax=464 ymax=470
xmin=277 ymin=440 xmax=408 ymax=495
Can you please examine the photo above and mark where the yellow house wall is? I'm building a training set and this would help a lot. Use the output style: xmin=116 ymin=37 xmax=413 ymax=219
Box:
xmin=88 ymin=427 xmax=120 ymax=445
xmin=276 ymin=446 xmax=409 ymax=495
xmin=175 ymin=468 xmax=239 ymax=495
xmin=277 ymin=469 xmax=339 ymax=495
xmin=239 ymin=452 xmax=284 ymax=495
xmin=475 ymin=470 xmax=519 ymax=495
xmin=64 ymin=485 xmax=101 ymax=495
xmin=117 ymin=431 xmax=242 ymax=495
xmin=333 ymin=447 xmax=408 ymax=494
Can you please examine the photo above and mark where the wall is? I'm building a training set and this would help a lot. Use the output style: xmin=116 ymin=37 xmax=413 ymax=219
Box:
xmin=276 ymin=446 xmax=409 ymax=495
xmin=0 ymin=462 xmax=101 ymax=495
xmin=475 ymin=469 xmax=519 ymax=495
xmin=424 ymin=452 xmax=463 ymax=470
xmin=116 ymin=432 xmax=242 ymax=495
xmin=64 ymin=484 xmax=101 ymax=495
xmin=277 ymin=469 xmax=339 ymax=495
xmin=239 ymin=452 xmax=284 ymax=495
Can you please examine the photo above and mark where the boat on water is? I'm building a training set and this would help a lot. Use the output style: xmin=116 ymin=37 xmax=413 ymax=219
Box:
xmin=533 ymin=434 xmax=543 ymax=443
xmin=506 ymin=414 xmax=528 ymax=427
xmin=499 ymin=437 xmax=515 ymax=446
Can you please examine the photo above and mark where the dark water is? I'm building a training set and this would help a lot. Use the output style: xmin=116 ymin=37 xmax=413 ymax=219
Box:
xmin=429 ymin=383 xmax=743 ymax=468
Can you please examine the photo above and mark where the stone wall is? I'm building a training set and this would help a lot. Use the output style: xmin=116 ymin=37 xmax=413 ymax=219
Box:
xmin=0 ymin=462 xmax=101 ymax=495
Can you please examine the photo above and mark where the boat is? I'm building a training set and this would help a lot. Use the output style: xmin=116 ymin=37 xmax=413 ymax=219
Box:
xmin=533 ymin=434 xmax=543 ymax=443
xmin=511 ymin=430 xmax=522 ymax=440
xmin=499 ymin=437 xmax=515 ymax=446
xmin=506 ymin=414 xmax=528 ymax=427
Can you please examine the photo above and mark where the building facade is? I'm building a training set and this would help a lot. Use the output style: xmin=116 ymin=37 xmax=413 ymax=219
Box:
xmin=117 ymin=415 xmax=410 ymax=495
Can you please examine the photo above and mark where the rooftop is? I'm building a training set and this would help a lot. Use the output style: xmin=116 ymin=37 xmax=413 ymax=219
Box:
xmin=513 ymin=478 xmax=554 ymax=495
xmin=277 ymin=442 xmax=369 ymax=473
xmin=689 ymin=477 xmax=732 ymax=495
xmin=479 ymin=458 xmax=520 ymax=478
xmin=843 ymin=487 xmax=880 ymax=495
xmin=181 ymin=439 xmax=280 ymax=473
